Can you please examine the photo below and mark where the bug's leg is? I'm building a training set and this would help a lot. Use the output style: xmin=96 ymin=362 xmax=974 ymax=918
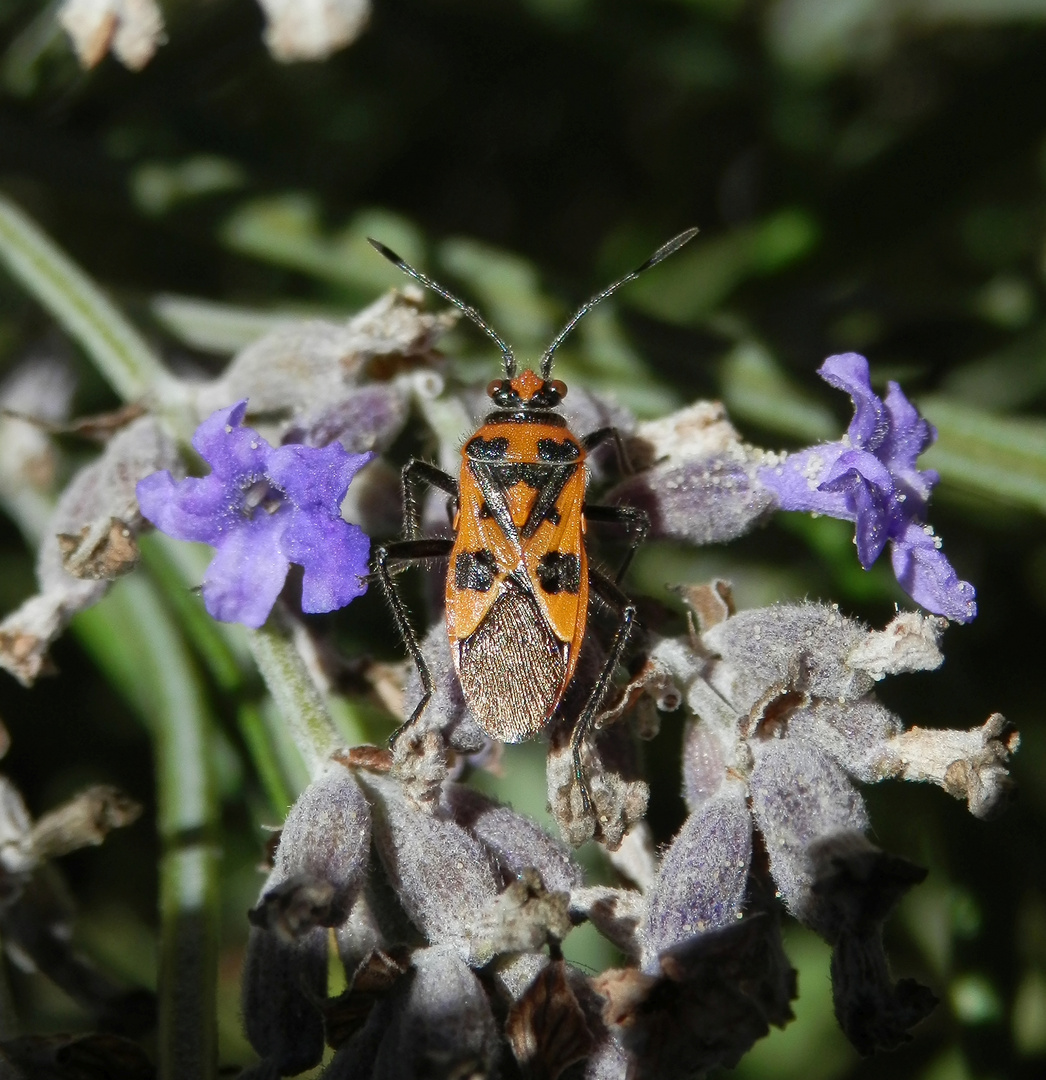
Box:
xmin=401 ymin=459 xmax=457 ymax=539
xmin=582 ymin=426 xmax=634 ymax=475
xmin=373 ymin=538 xmax=454 ymax=745
xmin=584 ymin=502 xmax=649 ymax=583
xmin=569 ymin=567 xmax=637 ymax=812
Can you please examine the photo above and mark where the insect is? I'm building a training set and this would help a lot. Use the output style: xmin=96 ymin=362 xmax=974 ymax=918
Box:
xmin=371 ymin=229 xmax=698 ymax=806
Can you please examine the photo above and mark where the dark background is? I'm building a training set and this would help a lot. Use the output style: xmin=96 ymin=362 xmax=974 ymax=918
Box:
xmin=0 ymin=1 xmax=1044 ymax=1076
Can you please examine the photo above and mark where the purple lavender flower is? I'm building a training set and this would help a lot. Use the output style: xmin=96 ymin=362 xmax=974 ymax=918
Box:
xmin=759 ymin=353 xmax=976 ymax=623
xmin=136 ymin=401 xmax=372 ymax=628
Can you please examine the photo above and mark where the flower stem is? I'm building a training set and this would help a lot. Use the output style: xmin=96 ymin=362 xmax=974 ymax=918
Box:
xmin=246 ymin=617 xmax=343 ymax=778
xmin=0 ymin=193 xmax=174 ymax=402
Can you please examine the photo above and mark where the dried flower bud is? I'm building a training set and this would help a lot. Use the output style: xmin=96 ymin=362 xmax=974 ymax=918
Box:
xmin=845 ymin=611 xmax=946 ymax=680
xmin=198 ymin=291 xmax=450 ymax=418
xmin=443 ymin=782 xmax=583 ymax=893
xmin=241 ymin=924 xmax=329 ymax=1075
xmin=609 ymin=401 xmax=774 ymax=544
xmin=0 ymin=416 xmax=179 ymax=685
xmin=749 ymin=739 xmax=868 ymax=925
xmin=359 ymin=771 xmax=502 ymax=963
xmin=808 ymin=831 xmax=927 ymax=941
xmin=547 ymin=717 xmax=649 ymax=850
xmin=875 ymin=712 xmax=1019 ymax=819
xmin=830 ymin=928 xmax=938 ymax=1055
xmin=367 ymin=946 xmax=500 ymax=1080
xmin=26 ymin=785 xmax=141 ymax=861
xmin=251 ymin=778 xmax=369 ymax=940
xmin=807 ymin=832 xmax=937 ymax=1053
xmin=243 ymin=766 xmax=371 ymax=1074
xmin=595 ymin=914 xmax=796 ymax=1079
xmin=702 ymin=603 xmax=873 ymax=712
xmin=639 ymin=782 xmax=752 ymax=972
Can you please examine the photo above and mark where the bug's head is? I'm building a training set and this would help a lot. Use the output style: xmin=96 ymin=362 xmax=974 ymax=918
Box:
xmin=487 ymin=369 xmax=567 ymax=411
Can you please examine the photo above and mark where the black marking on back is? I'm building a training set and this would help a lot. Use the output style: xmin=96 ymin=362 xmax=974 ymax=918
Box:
xmin=466 ymin=435 xmax=510 ymax=460
xmin=469 ymin=460 xmax=579 ymax=544
xmin=520 ymin=463 xmax=576 ymax=539
xmin=537 ymin=437 xmax=581 ymax=462
xmin=536 ymin=551 xmax=581 ymax=595
xmin=483 ymin=411 xmax=567 ymax=427
xmin=489 ymin=463 xmax=548 ymax=489
xmin=454 ymin=549 xmax=498 ymax=592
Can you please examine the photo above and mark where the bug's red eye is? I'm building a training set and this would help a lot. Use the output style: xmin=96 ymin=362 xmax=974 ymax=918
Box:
xmin=549 ymin=380 xmax=567 ymax=398
xmin=487 ymin=380 xmax=503 ymax=397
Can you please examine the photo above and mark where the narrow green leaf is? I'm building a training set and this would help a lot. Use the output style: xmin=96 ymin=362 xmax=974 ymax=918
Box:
xmin=624 ymin=209 xmax=819 ymax=324
xmin=720 ymin=341 xmax=838 ymax=442
xmin=919 ymin=396 xmax=1046 ymax=514
xmin=0 ymin=193 xmax=172 ymax=402
xmin=238 ymin=702 xmax=295 ymax=817
xmin=221 ymin=195 xmax=422 ymax=294
xmin=151 ymin=293 xmax=308 ymax=354
xmin=75 ymin=575 xmax=219 ymax=1080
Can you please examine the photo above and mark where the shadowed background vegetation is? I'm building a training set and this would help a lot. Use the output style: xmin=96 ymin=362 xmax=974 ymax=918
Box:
xmin=0 ymin=1 xmax=1044 ymax=1076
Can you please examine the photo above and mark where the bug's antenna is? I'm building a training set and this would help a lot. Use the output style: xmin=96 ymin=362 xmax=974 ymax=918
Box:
xmin=539 ymin=227 xmax=699 ymax=379
xmin=368 ymin=239 xmax=517 ymax=378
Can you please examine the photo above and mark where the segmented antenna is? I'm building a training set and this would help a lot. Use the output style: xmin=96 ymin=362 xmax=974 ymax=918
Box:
xmin=367 ymin=239 xmax=517 ymax=378
xmin=539 ymin=227 xmax=699 ymax=379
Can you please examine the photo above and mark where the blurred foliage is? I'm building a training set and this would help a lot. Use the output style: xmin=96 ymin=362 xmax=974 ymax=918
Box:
xmin=0 ymin=0 xmax=1045 ymax=1076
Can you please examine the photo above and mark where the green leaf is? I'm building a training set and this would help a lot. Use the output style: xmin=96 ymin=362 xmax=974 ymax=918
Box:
xmin=0 ymin=193 xmax=171 ymax=402
xmin=919 ymin=396 xmax=1046 ymax=515
xmin=623 ymin=209 xmax=819 ymax=324
xmin=720 ymin=341 xmax=838 ymax=442
xmin=221 ymin=195 xmax=423 ymax=295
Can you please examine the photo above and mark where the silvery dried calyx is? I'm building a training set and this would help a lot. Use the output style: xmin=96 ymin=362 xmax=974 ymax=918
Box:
xmin=0 ymin=414 xmax=179 ymax=685
xmin=622 ymin=588 xmax=1018 ymax=1056
xmin=609 ymin=400 xmax=775 ymax=545
xmin=241 ymin=765 xmax=371 ymax=1077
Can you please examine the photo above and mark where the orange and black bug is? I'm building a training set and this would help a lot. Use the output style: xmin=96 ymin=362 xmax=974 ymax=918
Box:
xmin=371 ymin=229 xmax=698 ymax=806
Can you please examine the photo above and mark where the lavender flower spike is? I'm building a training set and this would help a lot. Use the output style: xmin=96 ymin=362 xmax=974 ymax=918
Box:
xmin=136 ymin=401 xmax=373 ymax=628
xmin=759 ymin=353 xmax=976 ymax=623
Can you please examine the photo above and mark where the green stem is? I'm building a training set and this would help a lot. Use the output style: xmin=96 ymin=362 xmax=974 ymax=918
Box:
xmin=246 ymin=618 xmax=343 ymax=778
xmin=0 ymin=193 xmax=174 ymax=402
xmin=78 ymin=577 xmax=219 ymax=1080
xmin=238 ymin=702 xmax=295 ymax=815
